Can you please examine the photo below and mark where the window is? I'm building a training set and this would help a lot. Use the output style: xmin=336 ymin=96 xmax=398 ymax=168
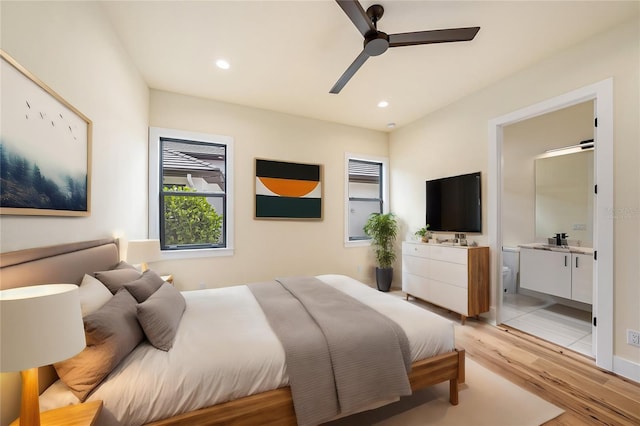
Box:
xmin=149 ymin=128 xmax=234 ymax=257
xmin=345 ymin=153 xmax=389 ymax=246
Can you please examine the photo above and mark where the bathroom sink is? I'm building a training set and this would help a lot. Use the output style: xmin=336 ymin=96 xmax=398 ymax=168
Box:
xmin=519 ymin=243 xmax=593 ymax=255
xmin=521 ymin=243 xmax=561 ymax=250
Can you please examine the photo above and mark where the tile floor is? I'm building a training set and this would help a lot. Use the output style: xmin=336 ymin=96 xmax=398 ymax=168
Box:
xmin=501 ymin=292 xmax=593 ymax=357
xmin=391 ymin=289 xmax=593 ymax=358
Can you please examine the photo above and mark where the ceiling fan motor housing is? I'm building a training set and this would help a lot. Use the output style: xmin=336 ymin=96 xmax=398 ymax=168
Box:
xmin=364 ymin=31 xmax=389 ymax=56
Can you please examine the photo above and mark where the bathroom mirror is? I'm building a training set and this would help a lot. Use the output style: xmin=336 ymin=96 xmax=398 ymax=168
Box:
xmin=535 ymin=149 xmax=594 ymax=247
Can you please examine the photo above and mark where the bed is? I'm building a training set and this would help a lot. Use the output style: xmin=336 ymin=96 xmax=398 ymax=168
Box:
xmin=0 ymin=238 xmax=465 ymax=426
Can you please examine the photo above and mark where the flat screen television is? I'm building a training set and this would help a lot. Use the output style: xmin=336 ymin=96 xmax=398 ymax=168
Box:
xmin=426 ymin=172 xmax=481 ymax=233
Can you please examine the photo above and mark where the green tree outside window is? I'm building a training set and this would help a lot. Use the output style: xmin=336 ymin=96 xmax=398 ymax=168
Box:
xmin=163 ymin=186 xmax=223 ymax=246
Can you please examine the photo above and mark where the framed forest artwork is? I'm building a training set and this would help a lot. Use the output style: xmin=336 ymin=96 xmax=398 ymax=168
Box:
xmin=255 ymin=159 xmax=322 ymax=220
xmin=0 ymin=50 xmax=92 ymax=216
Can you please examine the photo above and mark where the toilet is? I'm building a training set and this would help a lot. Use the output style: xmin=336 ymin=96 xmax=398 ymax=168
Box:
xmin=502 ymin=247 xmax=520 ymax=294
xmin=502 ymin=266 xmax=511 ymax=293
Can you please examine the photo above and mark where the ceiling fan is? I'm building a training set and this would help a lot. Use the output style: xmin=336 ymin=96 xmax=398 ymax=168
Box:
xmin=330 ymin=0 xmax=480 ymax=94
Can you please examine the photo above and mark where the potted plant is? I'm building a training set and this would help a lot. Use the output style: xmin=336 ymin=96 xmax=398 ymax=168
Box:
xmin=363 ymin=212 xmax=398 ymax=292
xmin=415 ymin=225 xmax=431 ymax=243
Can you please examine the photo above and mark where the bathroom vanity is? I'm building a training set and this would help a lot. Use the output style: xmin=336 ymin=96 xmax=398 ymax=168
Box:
xmin=519 ymin=244 xmax=593 ymax=304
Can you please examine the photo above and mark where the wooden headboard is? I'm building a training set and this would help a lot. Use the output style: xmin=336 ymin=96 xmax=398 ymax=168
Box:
xmin=0 ymin=238 xmax=120 ymax=425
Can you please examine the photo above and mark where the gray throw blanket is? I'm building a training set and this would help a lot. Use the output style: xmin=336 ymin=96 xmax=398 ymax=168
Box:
xmin=248 ymin=276 xmax=412 ymax=426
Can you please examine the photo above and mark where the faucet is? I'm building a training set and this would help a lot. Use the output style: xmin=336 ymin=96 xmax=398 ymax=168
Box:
xmin=554 ymin=233 xmax=569 ymax=246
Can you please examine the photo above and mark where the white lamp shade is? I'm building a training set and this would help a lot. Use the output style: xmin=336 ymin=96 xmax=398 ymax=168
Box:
xmin=126 ymin=239 xmax=162 ymax=264
xmin=0 ymin=284 xmax=86 ymax=372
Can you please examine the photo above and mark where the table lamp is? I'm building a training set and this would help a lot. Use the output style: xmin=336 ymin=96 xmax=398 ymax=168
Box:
xmin=0 ymin=284 xmax=86 ymax=426
xmin=126 ymin=239 xmax=161 ymax=272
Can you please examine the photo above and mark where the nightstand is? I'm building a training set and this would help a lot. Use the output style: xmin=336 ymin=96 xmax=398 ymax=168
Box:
xmin=161 ymin=274 xmax=174 ymax=284
xmin=10 ymin=400 xmax=102 ymax=426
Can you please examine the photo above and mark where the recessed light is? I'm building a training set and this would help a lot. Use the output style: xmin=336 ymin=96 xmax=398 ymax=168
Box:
xmin=216 ymin=59 xmax=230 ymax=70
xmin=387 ymin=122 xmax=396 ymax=128
xmin=377 ymin=100 xmax=389 ymax=108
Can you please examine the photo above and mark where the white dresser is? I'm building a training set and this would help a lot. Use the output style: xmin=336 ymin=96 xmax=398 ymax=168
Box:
xmin=402 ymin=241 xmax=490 ymax=324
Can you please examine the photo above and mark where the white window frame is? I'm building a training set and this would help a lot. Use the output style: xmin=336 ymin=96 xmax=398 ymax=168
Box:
xmin=344 ymin=152 xmax=389 ymax=247
xmin=149 ymin=127 xmax=234 ymax=259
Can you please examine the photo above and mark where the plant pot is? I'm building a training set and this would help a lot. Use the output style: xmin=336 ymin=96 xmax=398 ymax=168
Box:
xmin=375 ymin=267 xmax=393 ymax=292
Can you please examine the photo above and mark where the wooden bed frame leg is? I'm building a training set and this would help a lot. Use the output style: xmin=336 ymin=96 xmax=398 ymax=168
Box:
xmin=449 ymin=348 xmax=465 ymax=405
xmin=460 ymin=315 xmax=467 ymax=325
xmin=449 ymin=379 xmax=459 ymax=405
xmin=457 ymin=349 xmax=466 ymax=384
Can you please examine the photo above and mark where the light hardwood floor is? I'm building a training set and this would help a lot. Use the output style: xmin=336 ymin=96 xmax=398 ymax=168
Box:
xmin=454 ymin=319 xmax=640 ymax=425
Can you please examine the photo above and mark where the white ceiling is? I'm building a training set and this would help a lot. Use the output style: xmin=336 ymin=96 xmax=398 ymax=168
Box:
xmin=101 ymin=1 xmax=638 ymax=132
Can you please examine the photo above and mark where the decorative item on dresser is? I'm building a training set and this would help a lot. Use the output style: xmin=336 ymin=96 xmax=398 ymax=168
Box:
xmin=414 ymin=225 xmax=431 ymax=243
xmin=0 ymin=284 xmax=87 ymax=426
xmin=402 ymin=241 xmax=490 ymax=324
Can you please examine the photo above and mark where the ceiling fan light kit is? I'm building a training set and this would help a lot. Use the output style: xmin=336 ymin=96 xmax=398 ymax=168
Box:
xmin=330 ymin=0 xmax=480 ymax=94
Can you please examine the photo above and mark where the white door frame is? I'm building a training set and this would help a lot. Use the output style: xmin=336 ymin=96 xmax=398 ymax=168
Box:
xmin=488 ymin=78 xmax=613 ymax=371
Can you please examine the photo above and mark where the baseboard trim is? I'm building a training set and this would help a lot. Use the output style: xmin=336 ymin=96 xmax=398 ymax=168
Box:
xmin=613 ymin=355 xmax=640 ymax=383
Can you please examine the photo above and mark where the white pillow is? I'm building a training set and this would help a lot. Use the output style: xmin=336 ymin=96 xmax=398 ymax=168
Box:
xmin=39 ymin=380 xmax=80 ymax=410
xmin=78 ymin=274 xmax=113 ymax=317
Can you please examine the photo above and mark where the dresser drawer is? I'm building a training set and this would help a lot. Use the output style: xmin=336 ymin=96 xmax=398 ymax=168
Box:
xmin=402 ymin=273 xmax=429 ymax=300
xmin=428 ymin=245 xmax=468 ymax=264
xmin=428 ymin=259 xmax=468 ymax=288
xmin=403 ymin=255 xmax=430 ymax=278
xmin=429 ymin=280 xmax=468 ymax=316
xmin=402 ymin=242 xmax=431 ymax=259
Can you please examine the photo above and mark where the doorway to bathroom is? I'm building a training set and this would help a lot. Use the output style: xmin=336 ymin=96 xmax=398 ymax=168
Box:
xmin=489 ymin=79 xmax=614 ymax=371
xmin=501 ymin=101 xmax=595 ymax=357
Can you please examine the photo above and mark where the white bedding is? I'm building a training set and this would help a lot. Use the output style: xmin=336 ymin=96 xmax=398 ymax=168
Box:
xmin=40 ymin=274 xmax=454 ymax=426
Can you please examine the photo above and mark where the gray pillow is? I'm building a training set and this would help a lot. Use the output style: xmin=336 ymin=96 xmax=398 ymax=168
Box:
xmin=94 ymin=268 xmax=142 ymax=294
xmin=137 ymin=283 xmax=186 ymax=351
xmin=54 ymin=289 xmax=144 ymax=401
xmin=115 ymin=260 xmax=136 ymax=270
xmin=123 ymin=270 xmax=165 ymax=303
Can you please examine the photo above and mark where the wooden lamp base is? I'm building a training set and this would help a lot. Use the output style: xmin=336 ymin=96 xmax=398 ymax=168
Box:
xmin=19 ymin=368 xmax=41 ymax=426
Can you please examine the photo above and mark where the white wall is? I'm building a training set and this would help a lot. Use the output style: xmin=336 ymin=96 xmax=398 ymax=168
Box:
xmin=149 ymin=90 xmax=388 ymax=289
xmin=390 ymin=20 xmax=639 ymax=364
xmin=0 ymin=2 xmax=149 ymax=253
xmin=0 ymin=2 xmax=149 ymax=425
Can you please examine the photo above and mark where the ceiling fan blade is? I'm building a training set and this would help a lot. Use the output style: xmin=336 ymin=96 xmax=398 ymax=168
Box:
xmin=388 ymin=27 xmax=480 ymax=47
xmin=336 ymin=0 xmax=375 ymax=37
xmin=329 ymin=50 xmax=369 ymax=94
